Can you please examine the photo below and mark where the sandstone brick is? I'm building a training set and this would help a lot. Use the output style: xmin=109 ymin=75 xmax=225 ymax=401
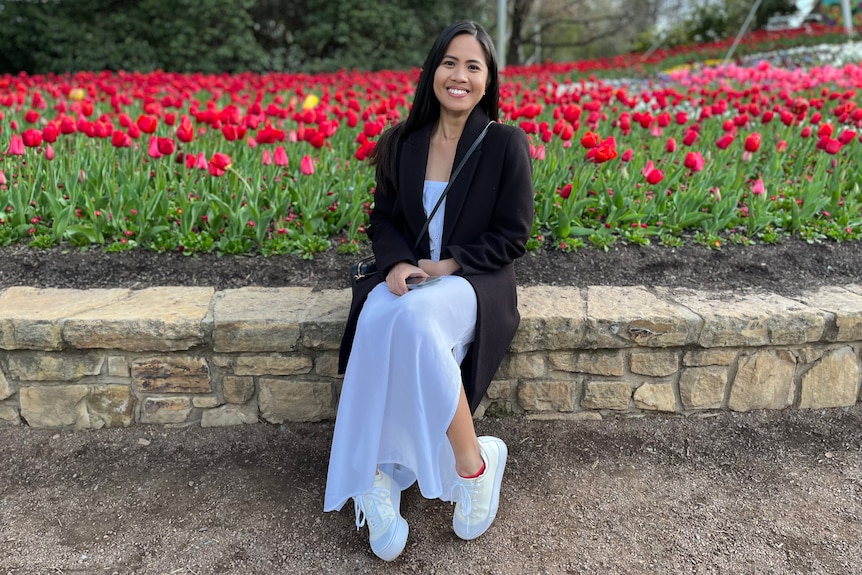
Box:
xmin=633 ymin=383 xmax=677 ymax=412
xmin=630 ymin=351 xmax=679 ymax=377
xmin=140 ymin=397 xmax=193 ymax=424
xmin=20 ymin=385 xmax=90 ymax=428
xmin=549 ymin=350 xmax=624 ymax=376
xmin=659 ymin=288 xmax=826 ymax=347
xmin=526 ymin=412 xmax=603 ymax=422
xmin=223 ymin=375 xmax=255 ymax=404
xmin=8 ymin=354 xmax=104 ymax=382
xmin=586 ymin=286 xmax=701 ymax=349
xmin=683 ymin=349 xmax=738 ymax=367
xmin=62 ymin=287 xmax=212 ymax=351
xmin=192 ymin=396 xmax=222 ymax=409
xmin=300 ymin=290 xmax=352 ymax=350
xmin=511 ymin=286 xmax=587 ymax=352
xmin=0 ymin=403 xmax=21 ymax=425
xmin=107 ymin=356 xmax=130 ymax=378
xmin=799 ymin=287 xmax=862 ymax=342
xmin=799 ymin=346 xmax=860 ymax=409
xmin=259 ymin=378 xmax=334 ymax=423
xmin=212 ymin=287 xmax=312 ymax=353
xmin=201 ymin=403 xmax=259 ymax=427
xmin=313 ymin=352 xmax=342 ymax=378
xmin=235 ymin=354 xmax=313 ymax=376
xmin=581 ymin=381 xmax=631 ymax=410
xmin=0 ymin=369 xmax=13 ymax=400
xmin=486 ymin=380 xmax=514 ymax=401
xmin=729 ymin=350 xmax=796 ymax=411
xmin=517 ymin=380 xmax=575 ymax=412
xmin=88 ymin=385 xmax=136 ymax=428
xmin=132 ymin=357 xmax=210 ymax=394
xmin=505 ymin=353 xmax=546 ymax=379
xmin=679 ymin=366 xmax=728 ymax=410
xmin=0 ymin=287 xmax=129 ymax=351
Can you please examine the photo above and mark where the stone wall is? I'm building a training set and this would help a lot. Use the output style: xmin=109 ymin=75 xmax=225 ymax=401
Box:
xmin=1 ymin=284 xmax=861 ymax=429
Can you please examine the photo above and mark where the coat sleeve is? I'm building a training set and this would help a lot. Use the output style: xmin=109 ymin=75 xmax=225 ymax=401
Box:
xmin=444 ymin=127 xmax=534 ymax=274
xmin=366 ymin=142 xmax=417 ymax=277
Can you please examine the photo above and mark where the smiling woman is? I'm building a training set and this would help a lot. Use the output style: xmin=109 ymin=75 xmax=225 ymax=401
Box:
xmin=323 ymin=20 xmax=534 ymax=561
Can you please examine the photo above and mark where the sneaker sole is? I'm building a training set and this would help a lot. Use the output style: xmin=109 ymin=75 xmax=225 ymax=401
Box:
xmin=454 ymin=437 xmax=508 ymax=540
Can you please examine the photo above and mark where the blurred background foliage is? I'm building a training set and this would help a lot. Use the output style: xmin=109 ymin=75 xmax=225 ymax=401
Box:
xmin=0 ymin=0 xmax=821 ymax=74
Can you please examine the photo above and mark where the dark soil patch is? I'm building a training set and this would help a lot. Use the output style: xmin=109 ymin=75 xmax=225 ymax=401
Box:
xmin=1 ymin=237 xmax=861 ymax=294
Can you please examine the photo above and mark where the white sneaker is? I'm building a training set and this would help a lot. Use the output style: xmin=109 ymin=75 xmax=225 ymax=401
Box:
xmin=452 ymin=436 xmax=508 ymax=540
xmin=353 ymin=470 xmax=408 ymax=561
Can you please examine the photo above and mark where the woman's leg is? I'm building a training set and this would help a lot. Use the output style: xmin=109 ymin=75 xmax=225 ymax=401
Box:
xmin=447 ymin=386 xmax=483 ymax=477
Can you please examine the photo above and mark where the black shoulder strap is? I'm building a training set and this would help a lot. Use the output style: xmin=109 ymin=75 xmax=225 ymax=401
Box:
xmin=412 ymin=121 xmax=494 ymax=252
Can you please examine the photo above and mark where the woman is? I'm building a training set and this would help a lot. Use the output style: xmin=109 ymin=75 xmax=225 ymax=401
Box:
xmin=324 ymin=20 xmax=534 ymax=561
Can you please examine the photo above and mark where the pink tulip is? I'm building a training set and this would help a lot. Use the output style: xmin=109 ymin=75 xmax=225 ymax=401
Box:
xmin=0 ymin=170 xmax=6 ymax=186
xmin=300 ymin=155 xmax=314 ymax=176
xmin=752 ymin=178 xmax=766 ymax=196
xmin=45 ymin=144 xmax=54 ymax=161
xmin=148 ymin=136 xmax=162 ymax=159
xmin=274 ymin=146 xmax=289 ymax=166
xmin=195 ymin=152 xmax=208 ymax=170
xmin=7 ymin=134 xmax=24 ymax=155
xmin=261 ymin=149 xmax=272 ymax=165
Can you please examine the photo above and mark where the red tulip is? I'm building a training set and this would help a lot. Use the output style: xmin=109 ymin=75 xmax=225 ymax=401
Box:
xmin=818 ymin=123 xmax=834 ymax=138
xmin=580 ymin=131 xmax=601 ymax=149
xmin=665 ymin=138 xmax=676 ymax=153
xmin=684 ymin=151 xmax=705 ymax=172
xmin=300 ymin=154 xmax=315 ymax=176
xmin=355 ymin=139 xmax=376 ymax=161
xmin=22 ymin=129 xmax=43 ymax=148
xmin=60 ymin=116 xmax=76 ymax=135
xmin=776 ymin=140 xmax=788 ymax=152
xmin=24 ymin=110 xmax=39 ymax=123
xmin=111 ymin=130 xmax=132 ymax=148
xmin=557 ymin=183 xmax=573 ymax=200
xmin=157 ymin=137 xmax=175 ymax=155
xmin=824 ymin=139 xmax=841 ymax=155
xmin=586 ymin=137 xmax=617 ymax=164
xmin=208 ymin=152 xmax=232 ymax=176
xmin=621 ymin=148 xmax=633 ymax=162
xmin=715 ymin=134 xmax=734 ymax=150
xmin=744 ymin=133 xmax=761 ymax=153
xmin=176 ymin=116 xmax=194 ymax=143
xmin=801 ymin=126 xmax=813 ymax=138
xmin=42 ymin=122 xmax=59 ymax=143
xmin=645 ymin=168 xmax=664 ymax=185
xmin=761 ymin=110 xmax=774 ymax=124
xmin=683 ymin=130 xmax=698 ymax=146
xmin=136 ymin=114 xmax=158 ymax=134
xmin=838 ymin=130 xmax=857 ymax=145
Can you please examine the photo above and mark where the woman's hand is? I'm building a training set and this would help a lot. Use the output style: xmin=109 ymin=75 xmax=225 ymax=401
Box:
xmin=418 ymin=258 xmax=460 ymax=277
xmin=386 ymin=262 xmax=427 ymax=296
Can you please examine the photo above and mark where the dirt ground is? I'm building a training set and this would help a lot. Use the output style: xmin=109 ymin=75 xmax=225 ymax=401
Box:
xmin=2 ymin=240 xmax=862 ymax=574
xmin=2 ymin=409 xmax=862 ymax=574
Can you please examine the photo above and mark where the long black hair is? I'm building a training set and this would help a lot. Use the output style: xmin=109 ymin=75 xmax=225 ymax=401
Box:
xmin=371 ymin=20 xmax=500 ymax=182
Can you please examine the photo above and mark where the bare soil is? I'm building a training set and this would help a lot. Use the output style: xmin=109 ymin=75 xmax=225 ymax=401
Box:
xmin=2 ymin=241 xmax=862 ymax=574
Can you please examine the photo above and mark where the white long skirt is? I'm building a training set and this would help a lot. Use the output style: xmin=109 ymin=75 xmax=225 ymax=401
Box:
xmin=324 ymin=275 xmax=478 ymax=512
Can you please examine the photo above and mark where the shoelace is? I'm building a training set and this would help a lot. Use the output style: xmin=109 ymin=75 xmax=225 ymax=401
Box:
xmin=354 ymin=486 xmax=394 ymax=531
xmin=451 ymin=480 xmax=478 ymax=517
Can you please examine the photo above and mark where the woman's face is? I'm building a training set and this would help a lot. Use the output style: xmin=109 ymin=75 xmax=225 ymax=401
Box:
xmin=433 ymin=34 xmax=488 ymax=119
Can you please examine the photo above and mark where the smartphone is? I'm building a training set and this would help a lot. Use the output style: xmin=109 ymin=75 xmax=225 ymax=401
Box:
xmin=406 ymin=276 xmax=442 ymax=290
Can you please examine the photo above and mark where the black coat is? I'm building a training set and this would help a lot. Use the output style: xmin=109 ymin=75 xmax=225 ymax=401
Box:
xmin=339 ymin=107 xmax=535 ymax=413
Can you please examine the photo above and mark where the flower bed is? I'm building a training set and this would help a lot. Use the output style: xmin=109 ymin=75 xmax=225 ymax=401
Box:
xmin=0 ymin=29 xmax=860 ymax=257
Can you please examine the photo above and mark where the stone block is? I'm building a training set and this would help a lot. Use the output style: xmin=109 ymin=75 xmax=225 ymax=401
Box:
xmin=223 ymin=375 xmax=255 ymax=404
xmin=503 ymin=353 xmax=547 ymax=379
xmin=259 ymin=378 xmax=334 ymax=423
xmin=192 ymin=396 xmax=221 ymax=409
xmin=633 ymin=383 xmax=676 ymax=412
xmin=799 ymin=346 xmax=860 ymax=409
xmin=683 ymin=349 xmax=738 ymax=367
xmin=679 ymin=366 xmax=728 ymax=410
xmin=586 ymin=286 xmax=701 ymax=349
xmin=88 ymin=385 xmax=136 ymax=428
xmin=212 ymin=287 xmax=313 ymax=353
xmin=659 ymin=288 xmax=826 ymax=348
xmin=728 ymin=350 xmax=796 ymax=411
xmin=235 ymin=354 xmax=313 ymax=376
xmin=582 ymin=381 xmax=631 ymax=410
xmin=527 ymin=412 xmax=603 ymax=422
xmin=300 ymin=290 xmax=352 ymax=350
xmin=511 ymin=287 xmax=587 ymax=352
xmin=201 ymin=403 xmax=259 ymax=427
xmin=132 ymin=357 xmax=210 ymax=394
xmin=0 ymin=369 xmax=13 ymax=400
xmin=140 ymin=397 xmax=193 ymax=424
xmin=20 ymin=385 xmax=90 ymax=428
xmin=0 ymin=287 xmax=129 ymax=351
xmin=799 ymin=287 xmax=862 ymax=342
xmin=0 ymin=403 xmax=21 ymax=425
xmin=630 ymin=350 xmax=679 ymax=377
xmin=62 ymin=287 xmax=212 ymax=351
xmin=486 ymin=380 xmax=514 ymax=401
xmin=8 ymin=353 xmax=104 ymax=382
xmin=549 ymin=350 xmax=624 ymax=376
xmin=313 ymin=352 xmax=342 ymax=378
xmin=107 ymin=356 xmax=130 ymax=378
xmin=517 ymin=380 xmax=575 ymax=412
